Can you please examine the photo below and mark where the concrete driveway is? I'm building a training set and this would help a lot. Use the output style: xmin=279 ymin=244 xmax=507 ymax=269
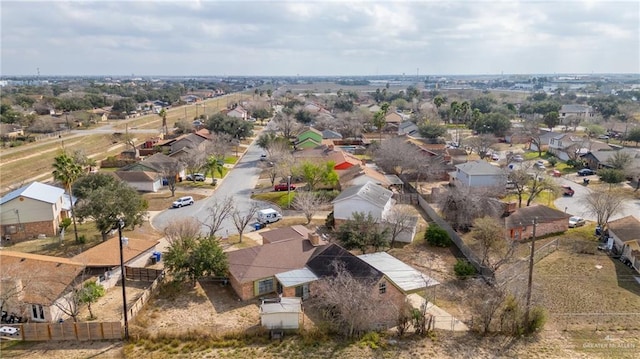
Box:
xmin=553 ymin=175 xmax=640 ymax=222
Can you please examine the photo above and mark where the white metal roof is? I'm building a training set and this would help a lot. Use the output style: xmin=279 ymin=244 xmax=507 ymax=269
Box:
xmin=0 ymin=182 xmax=65 ymax=205
xmin=275 ymin=267 xmax=318 ymax=287
xmin=358 ymin=252 xmax=439 ymax=293
xmin=260 ymin=297 xmax=302 ymax=314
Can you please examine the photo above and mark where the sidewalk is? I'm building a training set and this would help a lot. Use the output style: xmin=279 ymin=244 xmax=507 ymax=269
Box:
xmin=406 ymin=293 xmax=469 ymax=331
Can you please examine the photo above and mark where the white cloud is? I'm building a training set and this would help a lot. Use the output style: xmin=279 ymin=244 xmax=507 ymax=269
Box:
xmin=0 ymin=0 xmax=638 ymax=76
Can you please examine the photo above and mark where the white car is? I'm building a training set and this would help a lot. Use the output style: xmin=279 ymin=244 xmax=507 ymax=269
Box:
xmin=172 ymin=196 xmax=194 ymax=208
xmin=491 ymin=153 xmax=500 ymax=161
xmin=568 ymin=216 xmax=586 ymax=228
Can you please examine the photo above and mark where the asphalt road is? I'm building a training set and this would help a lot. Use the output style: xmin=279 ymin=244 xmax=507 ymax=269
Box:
xmin=151 ymin=138 xmax=268 ymax=237
xmin=553 ymin=175 xmax=640 ymax=222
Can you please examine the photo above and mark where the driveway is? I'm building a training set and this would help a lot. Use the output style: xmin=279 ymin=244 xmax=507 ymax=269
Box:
xmin=151 ymin=137 xmax=267 ymax=237
xmin=553 ymin=175 xmax=640 ymax=222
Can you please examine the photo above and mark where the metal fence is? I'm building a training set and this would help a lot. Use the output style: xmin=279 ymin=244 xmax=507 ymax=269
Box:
xmin=127 ymin=271 xmax=165 ymax=322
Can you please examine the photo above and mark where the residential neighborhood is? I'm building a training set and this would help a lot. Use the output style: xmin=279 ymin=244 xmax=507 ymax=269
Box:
xmin=1 ymin=73 xmax=640 ymax=357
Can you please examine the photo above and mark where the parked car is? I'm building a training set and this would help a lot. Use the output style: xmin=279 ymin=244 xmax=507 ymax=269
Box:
xmin=186 ymin=173 xmax=205 ymax=181
xmin=274 ymin=183 xmax=296 ymax=191
xmin=260 ymin=153 xmax=267 ymax=161
xmin=577 ymin=168 xmax=595 ymax=176
xmin=561 ymin=185 xmax=575 ymax=196
xmin=491 ymin=153 xmax=500 ymax=161
xmin=568 ymin=216 xmax=586 ymax=228
xmin=172 ymin=196 xmax=194 ymax=208
xmin=512 ymin=154 xmax=524 ymax=162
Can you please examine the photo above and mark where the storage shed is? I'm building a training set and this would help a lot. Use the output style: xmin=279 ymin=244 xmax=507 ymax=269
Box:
xmin=259 ymin=297 xmax=302 ymax=329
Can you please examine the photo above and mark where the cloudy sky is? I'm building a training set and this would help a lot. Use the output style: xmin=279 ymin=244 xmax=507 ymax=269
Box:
xmin=1 ymin=0 xmax=638 ymax=76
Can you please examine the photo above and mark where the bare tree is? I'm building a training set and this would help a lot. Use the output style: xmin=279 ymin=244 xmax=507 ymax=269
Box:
xmin=464 ymin=134 xmax=497 ymax=159
xmin=383 ymin=206 xmax=417 ymax=247
xmin=525 ymin=173 xmax=557 ymax=207
xmin=163 ymin=217 xmax=203 ymax=245
xmin=469 ymin=281 xmax=507 ymax=334
xmin=374 ymin=137 xmax=420 ymax=176
xmin=293 ymin=191 xmax=326 ymax=224
xmin=232 ymin=202 xmax=260 ymax=243
xmin=181 ymin=147 xmax=208 ymax=179
xmin=507 ymin=167 xmax=531 ymax=208
xmin=202 ymin=196 xmax=235 ymax=237
xmin=158 ymin=160 xmax=183 ymax=197
xmin=206 ymin=132 xmax=233 ymax=161
xmin=274 ymin=112 xmax=301 ymax=139
xmin=519 ymin=120 xmax=544 ymax=156
xmin=0 ymin=263 xmax=34 ymax=316
xmin=310 ymin=261 xmax=398 ymax=338
xmin=582 ymin=188 xmax=626 ymax=231
xmin=471 ymin=216 xmax=515 ymax=271
xmin=437 ymin=186 xmax=504 ymax=231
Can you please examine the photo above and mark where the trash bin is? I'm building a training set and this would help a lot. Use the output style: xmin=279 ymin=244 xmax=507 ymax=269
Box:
xmin=595 ymin=226 xmax=602 ymax=236
xmin=254 ymin=223 xmax=262 ymax=231
xmin=150 ymin=255 xmax=157 ymax=265
xmin=154 ymin=251 xmax=162 ymax=262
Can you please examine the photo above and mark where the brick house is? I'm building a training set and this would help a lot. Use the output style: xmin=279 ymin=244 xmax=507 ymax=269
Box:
xmin=0 ymin=251 xmax=86 ymax=323
xmin=606 ymin=216 xmax=640 ymax=273
xmin=0 ymin=182 xmax=72 ymax=242
xmin=505 ymin=205 xmax=571 ymax=240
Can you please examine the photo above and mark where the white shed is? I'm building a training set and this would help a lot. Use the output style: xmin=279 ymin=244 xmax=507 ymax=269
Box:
xmin=260 ymin=297 xmax=302 ymax=329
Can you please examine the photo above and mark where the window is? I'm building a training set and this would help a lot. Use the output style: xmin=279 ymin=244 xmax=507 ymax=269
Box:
xmin=257 ymin=278 xmax=274 ymax=295
xmin=379 ymin=282 xmax=387 ymax=294
xmin=31 ymin=304 xmax=45 ymax=321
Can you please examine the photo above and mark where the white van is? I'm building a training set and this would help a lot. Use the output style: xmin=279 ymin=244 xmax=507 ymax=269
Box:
xmin=257 ymin=208 xmax=282 ymax=224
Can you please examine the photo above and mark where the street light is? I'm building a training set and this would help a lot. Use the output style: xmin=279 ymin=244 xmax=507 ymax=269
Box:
xmin=287 ymin=175 xmax=292 ymax=209
xmin=117 ymin=218 xmax=129 ymax=340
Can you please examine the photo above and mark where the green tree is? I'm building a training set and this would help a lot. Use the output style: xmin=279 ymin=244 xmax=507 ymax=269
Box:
xmin=433 ymin=95 xmax=446 ymax=110
xmin=424 ymin=224 xmax=451 ymax=247
xmin=78 ymin=281 xmax=105 ymax=320
xmin=542 ymin=111 xmax=560 ymax=131
xmin=418 ymin=122 xmax=447 ymax=140
xmin=159 ymin=108 xmax=168 ymax=135
xmin=598 ymin=168 xmax=625 ymax=186
xmin=626 ymin=127 xmax=640 ymax=146
xmin=164 ymin=235 xmax=228 ymax=286
xmin=605 ymin=151 xmax=633 ymax=171
xmin=584 ymin=124 xmax=606 ymax=138
xmin=336 ymin=212 xmax=389 ymax=254
xmin=371 ymin=102 xmax=390 ymax=141
xmin=294 ymin=161 xmax=338 ymax=191
xmin=74 ymin=174 xmax=148 ymax=240
xmin=203 ymin=156 xmax=224 ymax=181
xmin=52 ymin=152 xmax=84 ymax=243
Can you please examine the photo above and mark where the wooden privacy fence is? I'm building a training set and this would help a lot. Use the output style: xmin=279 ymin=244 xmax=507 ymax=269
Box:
xmin=2 ymin=322 xmax=121 ymax=341
xmin=125 ymin=267 xmax=164 ymax=282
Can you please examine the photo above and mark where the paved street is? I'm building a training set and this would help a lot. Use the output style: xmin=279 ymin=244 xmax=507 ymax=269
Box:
xmin=151 ymin=137 xmax=268 ymax=237
xmin=553 ymin=175 xmax=640 ymax=221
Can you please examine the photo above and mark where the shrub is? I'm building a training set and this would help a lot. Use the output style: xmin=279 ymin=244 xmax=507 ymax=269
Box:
xmin=547 ymin=157 xmax=558 ymax=167
xmin=325 ymin=211 xmax=335 ymax=229
xmin=525 ymin=306 xmax=547 ymax=334
xmin=454 ymin=259 xmax=476 ymax=279
xmin=76 ymin=235 xmax=87 ymax=244
xmin=424 ymin=224 xmax=451 ymax=247
xmin=359 ymin=331 xmax=384 ymax=349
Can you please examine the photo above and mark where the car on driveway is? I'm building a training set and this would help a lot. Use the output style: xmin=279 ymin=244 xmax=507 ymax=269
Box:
xmin=186 ymin=173 xmax=205 ymax=181
xmin=274 ymin=183 xmax=296 ymax=191
xmin=491 ymin=153 xmax=500 ymax=161
xmin=512 ymin=154 xmax=524 ymax=162
xmin=568 ymin=216 xmax=586 ymax=228
xmin=577 ymin=168 xmax=595 ymax=176
xmin=561 ymin=185 xmax=575 ymax=196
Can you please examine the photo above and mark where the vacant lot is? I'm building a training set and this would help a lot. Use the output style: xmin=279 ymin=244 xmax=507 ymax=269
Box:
xmin=531 ymin=248 xmax=640 ymax=331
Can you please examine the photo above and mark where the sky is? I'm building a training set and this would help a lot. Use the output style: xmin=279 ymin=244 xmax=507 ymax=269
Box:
xmin=1 ymin=0 xmax=639 ymax=77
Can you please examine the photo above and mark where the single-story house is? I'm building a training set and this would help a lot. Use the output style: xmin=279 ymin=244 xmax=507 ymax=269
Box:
xmin=260 ymin=297 xmax=302 ymax=330
xmin=72 ymin=236 xmax=159 ymax=289
xmin=0 ymin=123 xmax=24 ymax=138
xmin=338 ymin=164 xmax=392 ymax=189
xmin=398 ymin=121 xmax=419 ymax=136
xmin=114 ymin=170 xmax=163 ymax=192
xmin=332 ymin=181 xmax=394 ymax=224
xmin=322 ymin=129 xmax=343 ymax=140
xmin=227 ymin=230 xmax=327 ymax=301
xmin=580 ymin=148 xmax=640 ymax=171
xmin=295 ymin=127 xmax=323 ymax=149
xmin=0 ymin=182 xmax=72 ymax=242
xmin=226 ymin=105 xmax=248 ymax=120
xmin=504 ymin=205 xmax=571 ymax=240
xmin=357 ymin=252 xmax=439 ymax=294
xmin=607 ymin=216 xmax=640 ymax=273
xmin=450 ymin=160 xmax=506 ymax=188
xmin=559 ymin=104 xmax=595 ymax=120
xmin=0 ymin=250 xmax=86 ymax=323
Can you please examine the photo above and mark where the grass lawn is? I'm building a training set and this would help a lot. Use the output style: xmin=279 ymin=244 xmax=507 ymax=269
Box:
xmin=143 ymin=191 xmax=207 ymax=211
xmin=503 ymin=190 xmax=559 ymax=209
xmin=533 ymin=249 xmax=640 ymax=331
xmin=5 ymin=222 xmax=110 ymax=257
xmin=224 ymin=156 xmax=239 ymax=164
xmin=252 ymin=191 xmax=295 ymax=208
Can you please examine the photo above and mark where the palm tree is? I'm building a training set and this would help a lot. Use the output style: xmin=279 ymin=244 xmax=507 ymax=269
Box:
xmin=159 ymin=108 xmax=168 ymax=136
xmin=52 ymin=152 xmax=84 ymax=243
xmin=372 ymin=102 xmax=390 ymax=142
xmin=204 ymin=156 xmax=225 ymax=183
xmin=433 ymin=95 xmax=445 ymax=109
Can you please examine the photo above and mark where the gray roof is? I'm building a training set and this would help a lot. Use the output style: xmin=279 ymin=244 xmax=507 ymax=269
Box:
xmin=275 ymin=268 xmax=319 ymax=287
xmin=560 ymin=104 xmax=592 ymax=113
xmin=455 ymin=160 xmax=504 ymax=176
xmin=332 ymin=181 xmax=393 ymax=208
xmin=322 ymin=129 xmax=343 ymax=139
xmin=358 ymin=252 xmax=439 ymax=293
xmin=1 ymin=182 xmax=65 ymax=205
xmin=260 ymin=297 xmax=302 ymax=314
xmin=505 ymin=205 xmax=571 ymax=229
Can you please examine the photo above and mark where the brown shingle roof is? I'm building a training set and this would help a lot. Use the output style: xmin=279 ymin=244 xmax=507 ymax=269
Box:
xmin=227 ymin=238 xmax=326 ymax=283
xmin=505 ymin=205 xmax=571 ymax=229
xmin=72 ymin=237 xmax=159 ymax=267
xmin=114 ymin=171 xmax=159 ymax=182
xmin=260 ymin=225 xmax=310 ymax=244
xmin=0 ymin=251 xmax=85 ymax=305
xmin=608 ymin=216 xmax=640 ymax=243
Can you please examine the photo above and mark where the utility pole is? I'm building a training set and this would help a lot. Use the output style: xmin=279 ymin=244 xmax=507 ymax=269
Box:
xmin=524 ymin=217 xmax=538 ymax=326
